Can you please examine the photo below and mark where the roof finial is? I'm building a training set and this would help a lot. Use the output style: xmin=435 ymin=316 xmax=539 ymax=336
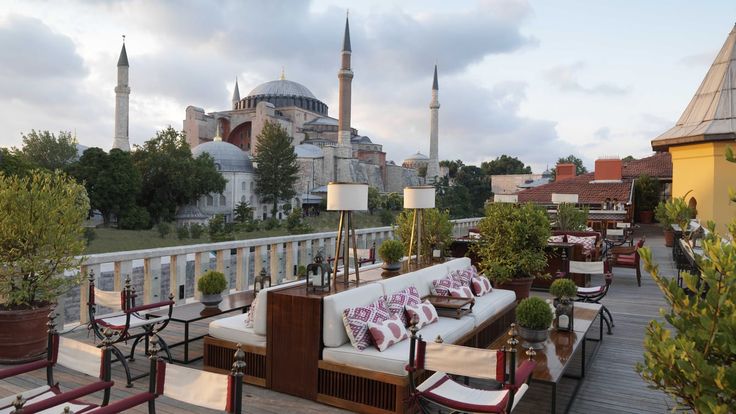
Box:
xmin=280 ymin=66 xmax=286 ymax=80
xmin=214 ymin=123 xmax=222 ymax=142
xmin=122 ymin=34 xmax=125 ymax=44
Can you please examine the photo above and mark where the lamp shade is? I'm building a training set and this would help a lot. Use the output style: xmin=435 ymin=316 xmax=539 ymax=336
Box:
xmin=327 ymin=182 xmax=368 ymax=211
xmin=404 ymin=186 xmax=435 ymax=209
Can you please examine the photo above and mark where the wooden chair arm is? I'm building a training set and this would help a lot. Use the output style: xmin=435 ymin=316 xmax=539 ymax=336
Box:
xmin=611 ymin=246 xmax=637 ymax=256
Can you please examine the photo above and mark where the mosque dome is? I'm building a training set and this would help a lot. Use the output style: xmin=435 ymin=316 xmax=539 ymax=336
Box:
xmin=294 ymin=143 xmax=323 ymax=158
xmin=247 ymin=79 xmax=317 ymax=99
xmin=404 ymin=152 xmax=429 ymax=162
xmin=192 ymin=140 xmax=253 ymax=173
xmin=402 ymin=151 xmax=430 ymax=169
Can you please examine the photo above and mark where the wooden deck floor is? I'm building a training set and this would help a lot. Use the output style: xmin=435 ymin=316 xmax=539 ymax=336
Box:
xmin=1 ymin=225 xmax=676 ymax=413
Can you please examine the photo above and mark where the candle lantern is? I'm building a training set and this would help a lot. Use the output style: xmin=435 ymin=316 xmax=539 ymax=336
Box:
xmin=254 ymin=268 xmax=272 ymax=293
xmin=554 ymin=299 xmax=574 ymax=332
xmin=306 ymin=254 xmax=332 ymax=293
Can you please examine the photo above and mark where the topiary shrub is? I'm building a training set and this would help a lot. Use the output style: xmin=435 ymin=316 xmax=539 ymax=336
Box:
xmin=378 ymin=239 xmax=404 ymax=264
xmin=156 ymin=222 xmax=171 ymax=238
xmin=197 ymin=270 xmax=227 ymax=295
xmin=516 ymin=296 xmax=553 ymax=330
xmin=549 ymin=278 xmax=578 ymax=299
xmin=189 ymin=223 xmax=204 ymax=239
xmin=118 ymin=205 xmax=151 ymax=230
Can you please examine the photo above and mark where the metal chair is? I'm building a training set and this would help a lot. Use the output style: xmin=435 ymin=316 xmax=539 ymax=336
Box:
xmin=559 ymin=260 xmax=614 ymax=334
xmin=406 ymin=323 xmax=535 ymax=413
xmin=87 ymin=271 xmax=174 ymax=387
xmin=610 ymin=237 xmax=646 ymax=287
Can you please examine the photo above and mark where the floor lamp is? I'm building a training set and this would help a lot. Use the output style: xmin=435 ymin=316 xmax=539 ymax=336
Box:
xmin=404 ymin=186 xmax=435 ymax=267
xmin=327 ymin=182 xmax=368 ymax=289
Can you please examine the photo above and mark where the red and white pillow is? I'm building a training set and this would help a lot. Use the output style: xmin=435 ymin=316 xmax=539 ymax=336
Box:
xmin=567 ymin=235 xmax=597 ymax=256
xmin=548 ymin=235 xmax=565 ymax=243
xmin=448 ymin=285 xmax=474 ymax=298
xmin=449 ymin=267 xmax=473 ymax=287
xmin=244 ymin=297 xmax=258 ymax=328
xmin=367 ymin=314 xmax=408 ymax=352
xmin=432 ymin=275 xmax=459 ymax=296
xmin=405 ymin=300 xmax=439 ymax=329
xmin=386 ymin=286 xmax=421 ymax=326
xmin=342 ymin=298 xmax=391 ymax=350
xmin=471 ymin=275 xmax=492 ymax=296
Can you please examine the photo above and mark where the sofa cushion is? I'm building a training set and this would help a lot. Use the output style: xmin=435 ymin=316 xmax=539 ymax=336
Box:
xmin=343 ymin=297 xmax=392 ymax=350
xmin=208 ymin=314 xmax=266 ymax=348
xmin=468 ymin=289 xmax=516 ymax=328
xmin=244 ymin=296 xmax=258 ymax=328
xmin=567 ymin=235 xmax=597 ymax=257
xmin=253 ymin=279 xmax=306 ymax=336
xmin=406 ymin=300 xmax=439 ymax=329
xmin=432 ymin=275 xmax=458 ymax=296
xmin=448 ymin=285 xmax=474 ymax=298
xmin=322 ymin=316 xmax=475 ymax=376
xmin=548 ymin=235 xmax=565 ymax=243
xmin=449 ymin=267 xmax=473 ymax=287
xmin=367 ymin=314 xmax=408 ymax=352
xmin=385 ymin=285 xmax=421 ymax=325
xmin=471 ymin=275 xmax=492 ymax=297
xmin=323 ymin=283 xmax=385 ymax=348
xmin=377 ymin=272 xmax=422 ymax=298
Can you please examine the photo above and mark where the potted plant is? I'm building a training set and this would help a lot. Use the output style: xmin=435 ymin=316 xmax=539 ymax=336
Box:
xmin=197 ymin=270 xmax=228 ymax=307
xmin=0 ymin=171 xmax=89 ymax=363
xmin=654 ymin=197 xmax=693 ymax=247
xmin=554 ymin=203 xmax=588 ymax=231
xmin=472 ymin=202 xmax=551 ymax=299
xmin=635 ymin=174 xmax=660 ymax=224
xmin=396 ymin=208 xmax=453 ymax=264
xmin=378 ymin=239 xmax=405 ymax=271
xmin=516 ymin=296 xmax=554 ymax=349
xmin=549 ymin=278 xmax=577 ymax=331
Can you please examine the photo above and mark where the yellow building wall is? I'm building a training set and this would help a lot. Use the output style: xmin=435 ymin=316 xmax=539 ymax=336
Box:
xmin=670 ymin=142 xmax=736 ymax=231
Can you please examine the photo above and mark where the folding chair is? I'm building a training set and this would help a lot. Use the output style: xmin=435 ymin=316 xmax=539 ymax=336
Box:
xmin=406 ymin=323 xmax=536 ymax=413
xmin=87 ymin=271 xmax=174 ymax=387
xmin=610 ymin=238 xmax=646 ymax=287
xmin=88 ymin=340 xmax=247 ymax=414
xmin=0 ymin=311 xmax=117 ymax=414
xmin=559 ymin=260 xmax=614 ymax=334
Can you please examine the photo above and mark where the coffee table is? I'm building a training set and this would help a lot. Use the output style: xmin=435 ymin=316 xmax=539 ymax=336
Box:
xmin=490 ymin=302 xmax=603 ymax=413
xmin=147 ymin=290 xmax=255 ymax=364
xmin=427 ymin=295 xmax=474 ymax=319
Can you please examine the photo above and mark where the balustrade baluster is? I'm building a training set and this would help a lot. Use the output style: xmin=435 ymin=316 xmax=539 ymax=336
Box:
xmin=143 ymin=257 xmax=161 ymax=304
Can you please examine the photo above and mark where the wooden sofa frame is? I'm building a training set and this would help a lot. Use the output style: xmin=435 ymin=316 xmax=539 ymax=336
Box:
xmin=203 ymin=338 xmax=268 ymax=387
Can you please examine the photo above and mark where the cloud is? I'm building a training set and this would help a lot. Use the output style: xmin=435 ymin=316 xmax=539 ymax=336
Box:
xmin=544 ymin=62 xmax=628 ymax=95
xmin=678 ymin=50 xmax=716 ymax=67
xmin=593 ymin=127 xmax=610 ymax=140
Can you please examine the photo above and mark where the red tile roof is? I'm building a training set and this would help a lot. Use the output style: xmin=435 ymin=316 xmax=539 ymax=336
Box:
xmin=516 ymin=153 xmax=672 ymax=204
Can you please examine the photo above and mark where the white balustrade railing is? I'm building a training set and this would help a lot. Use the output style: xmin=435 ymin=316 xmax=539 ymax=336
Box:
xmin=61 ymin=218 xmax=481 ymax=327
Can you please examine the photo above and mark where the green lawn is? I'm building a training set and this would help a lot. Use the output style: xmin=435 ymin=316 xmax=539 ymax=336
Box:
xmin=85 ymin=211 xmax=394 ymax=254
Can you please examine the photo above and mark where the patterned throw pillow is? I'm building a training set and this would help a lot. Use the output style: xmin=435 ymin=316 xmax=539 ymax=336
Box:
xmin=548 ymin=235 xmax=565 ymax=243
xmin=471 ymin=275 xmax=492 ymax=296
xmin=448 ymin=286 xmax=474 ymax=298
xmin=405 ymin=300 xmax=439 ymax=329
xmin=386 ymin=286 xmax=421 ymax=326
xmin=567 ymin=235 xmax=597 ymax=256
xmin=449 ymin=267 xmax=473 ymax=287
xmin=342 ymin=298 xmax=391 ymax=350
xmin=432 ymin=275 xmax=459 ymax=296
xmin=367 ymin=314 xmax=409 ymax=352
xmin=244 ymin=296 xmax=258 ymax=328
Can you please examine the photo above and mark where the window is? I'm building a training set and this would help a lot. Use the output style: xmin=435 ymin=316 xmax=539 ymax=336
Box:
xmin=220 ymin=194 xmax=226 ymax=206
xmin=241 ymin=181 xmax=246 ymax=191
xmin=206 ymin=195 xmax=214 ymax=206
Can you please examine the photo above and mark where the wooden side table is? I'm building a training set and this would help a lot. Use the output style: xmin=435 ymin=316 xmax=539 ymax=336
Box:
xmin=427 ymin=295 xmax=474 ymax=319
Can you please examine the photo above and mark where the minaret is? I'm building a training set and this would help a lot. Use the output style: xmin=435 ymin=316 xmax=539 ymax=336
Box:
xmin=426 ymin=64 xmax=440 ymax=183
xmin=112 ymin=37 xmax=130 ymax=151
xmin=337 ymin=14 xmax=353 ymax=148
xmin=231 ymin=77 xmax=240 ymax=109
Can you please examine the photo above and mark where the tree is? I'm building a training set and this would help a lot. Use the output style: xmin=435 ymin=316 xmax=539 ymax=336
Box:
xmin=549 ymin=154 xmax=588 ymax=181
xmin=455 ymin=165 xmax=492 ymax=216
xmin=234 ymin=201 xmax=254 ymax=223
xmin=622 ymin=155 xmax=636 ymax=162
xmin=71 ymin=148 xmax=141 ymax=226
xmin=132 ymin=127 xmax=225 ymax=223
xmin=253 ymin=121 xmax=299 ymax=216
xmin=0 ymin=148 xmax=35 ymax=177
xmin=417 ymin=164 xmax=427 ymax=179
xmin=439 ymin=159 xmax=464 ymax=179
xmin=435 ymin=176 xmax=472 ymax=218
xmin=481 ymin=155 xmax=532 ymax=175
xmin=19 ymin=130 xmax=78 ymax=171
xmin=367 ymin=186 xmax=381 ymax=214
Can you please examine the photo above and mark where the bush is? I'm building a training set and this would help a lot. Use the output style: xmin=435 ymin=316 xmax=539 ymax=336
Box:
xmin=208 ymin=214 xmax=225 ymax=239
xmin=516 ymin=296 xmax=553 ymax=330
xmin=555 ymin=203 xmax=588 ymax=231
xmin=297 ymin=265 xmax=307 ymax=278
xmin=176 ymin=225 xmax=189 ymax=239
xmin=286 ymin=209 xmax=311 ymax=234
xmin=379 ymin=209 xmax=394 ymax=226
xmin=118 ymin=205 xmax=151 ymax=230
xmin=84 ymin=227 xmax=97 ymax=245
xmin=156 ymin=222 xmax=171 ymax=238
xmin=654 ymin=197 xmax=693 ymax=229
xmin=395 ymin=208 xmax=453 ymax=258
xmin=549 ymin=278 xmax=578 ymax=299
xmin=197 ymin=270 xmax=227 ymax=295
xmin=635 ymin=174 xmax=661 ymax=212
xmin=264 ymin=217 xmax=280 ymax=230
xmin=378 ymin=239 xmax=404 ymax=263
xmin=189 ymin=223 xmax=204 ymax=238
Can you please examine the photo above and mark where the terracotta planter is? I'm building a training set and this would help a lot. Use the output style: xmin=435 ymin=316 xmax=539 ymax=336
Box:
xmin=639 ymin=210 xmax=654 ymax=224
xmin=664 ymin=229 xmax=674 ymax=247
xmin=0 ymin=304 xmax=52 ymax=364
xmin=495 ymin=276 xmax=534 ymax=301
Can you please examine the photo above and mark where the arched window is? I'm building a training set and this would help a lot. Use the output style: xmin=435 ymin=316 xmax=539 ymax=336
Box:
xmin=220 ymin=194 xmax=226 ymax=206
xmin=241 ymin=181 xmax=246 ymax=191
xmin=206 ymin=195 xmax=214 ymax=206
xmin=688 ymin=197 xmax=698 ymax=218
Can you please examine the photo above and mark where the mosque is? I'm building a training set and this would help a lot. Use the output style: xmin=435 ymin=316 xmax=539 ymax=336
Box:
xmin=113 ymin=16 xmax=441 ymax=223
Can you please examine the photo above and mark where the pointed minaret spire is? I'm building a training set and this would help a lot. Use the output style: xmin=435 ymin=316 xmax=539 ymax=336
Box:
xmin=232 ymin=77 xmax=240 ymax=109
xmin=113 ymin=36 xmax=131 ymax=151
xmin=280 ymin=66 xmax=286 ymax=80
xmin=214 ymin=122 xmax=223 ymax=142
xmin=342 ymin=12 xmax=352 ymax=52
xmin=426 ymin=64 xmax=440 ymax=183
xmin=337 ymin=12 xmax=354 ymax=150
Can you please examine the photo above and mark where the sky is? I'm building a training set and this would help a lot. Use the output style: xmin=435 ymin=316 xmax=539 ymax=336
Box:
xmin=1 ymin=0 xmax=734 ymax=173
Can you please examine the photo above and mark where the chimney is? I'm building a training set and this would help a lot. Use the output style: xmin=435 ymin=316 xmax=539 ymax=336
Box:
xmin=594 ymin=157 xmax=622 ymax=181
xmin=556 ymin=163 xmax=576 ymax=181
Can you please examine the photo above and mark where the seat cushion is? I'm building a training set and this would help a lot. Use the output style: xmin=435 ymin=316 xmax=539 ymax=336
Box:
xmin=322 ymin=316 xmax=475 ymax=376
xmin=468 ymin=289 xmax=516 ymax=328
xmin=385 ymin=285 xmax=421 ymax=325
xmin=377 ymin=272 xmax=422 ymax=298
xmin=323 ymin=284 xmax=385 ymax=347
xmin=97 ymin=313 xmax=168 ymax=330
xmin=208 ymin=314 xmax=266 ymax=347
xmin=417 ymin=372 xmax=509 ymax=413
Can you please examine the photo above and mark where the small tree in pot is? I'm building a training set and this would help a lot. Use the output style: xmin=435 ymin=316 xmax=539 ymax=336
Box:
xmin=0 ymin=171 xmax=89 ymax=362
xmin=396 ymin=208 xmax=453 ymax=261
xmin=378 ymin=239 xmax=405 ymax=271
xmin=654 ymin=197 xmax=693 ymax=247
xmin=635 ymin=174 xmax=660 ymax=224
xmin=549 ymin=278 xmax=578 ymax=331
xmin=197 ymin=270 xmax=228 ymax=307
xmin=516 ymin=296 xmax=554 ymax=349
xmin=473 ymin=202 xmax=551 ymax=299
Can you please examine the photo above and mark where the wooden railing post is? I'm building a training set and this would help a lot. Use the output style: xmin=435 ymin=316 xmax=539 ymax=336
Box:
xmin=284 ymin=242 xmax=295 ymax=281
xmin=236 ymin=247 xmax=249 ymax=291
xmin=194 ymin=252 xmax=207 ymax=300
xmin=254 ymin=245 xmax=264 ymax=281
xmin=170 ymin=254 xmax=187 ymax=303
xmin=143 ymin=257 xmax=161 ymax=304
xmin=269 ymin=243 xmax=280 ymax=283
